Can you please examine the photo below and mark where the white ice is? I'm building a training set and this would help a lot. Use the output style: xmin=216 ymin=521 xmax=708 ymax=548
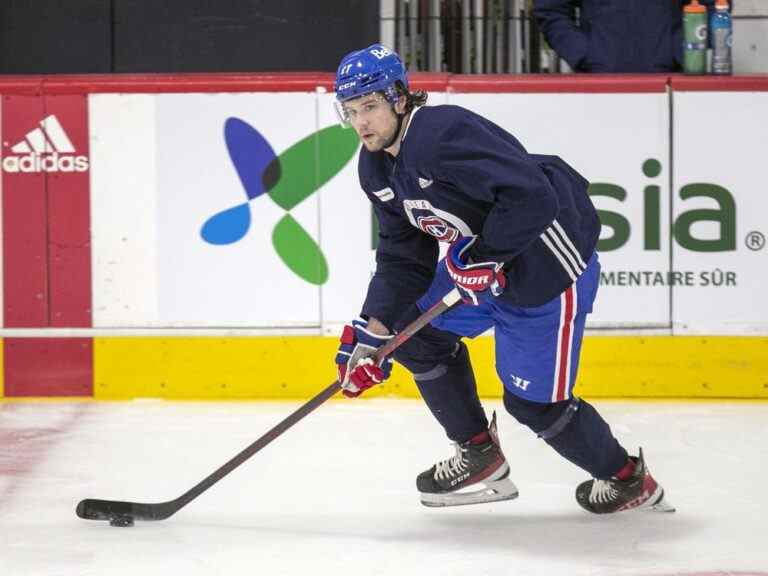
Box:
xmin=1 ymin=399 xmax=767 ymax=576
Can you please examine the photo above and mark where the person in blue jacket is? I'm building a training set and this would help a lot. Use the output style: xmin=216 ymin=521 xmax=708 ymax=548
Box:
xmin=333 ymin=43 xmax=674 ymax=514
xmin=534 ymin=0 xmax=729 ymax=73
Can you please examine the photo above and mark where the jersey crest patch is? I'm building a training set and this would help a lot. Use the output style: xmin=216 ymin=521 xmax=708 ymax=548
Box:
xmin=417 ymin=216 xmax=459 ymax=242
xmin=403 ymin=198 xmax=473 ymax=243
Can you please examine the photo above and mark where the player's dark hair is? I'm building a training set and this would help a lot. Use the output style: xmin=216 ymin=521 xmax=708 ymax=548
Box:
xmin=394 ymin=81 xmax=428 ymax=112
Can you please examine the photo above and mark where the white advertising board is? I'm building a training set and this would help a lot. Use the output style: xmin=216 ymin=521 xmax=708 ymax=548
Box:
xmin=672 ymin=91 xmax=768 ymax=334
xmin=155 ymin=93 xmax=330 ymax=327
xmin=90 ymin=94 xmax=158 ymax=327
xmin=87 ymin=89 xmax=767 ymax=335
xmin=92 ymin=92 xmax=358 ymax=328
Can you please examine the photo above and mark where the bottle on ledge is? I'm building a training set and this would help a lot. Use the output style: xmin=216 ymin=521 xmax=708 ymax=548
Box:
xmin=710 ymin=0 xmax=733 ymax=75
xmin=683 ymin=0 xmax=708 ymax=75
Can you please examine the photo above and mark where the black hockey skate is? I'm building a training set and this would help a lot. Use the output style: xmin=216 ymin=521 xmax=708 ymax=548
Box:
xmin=417 ymin=412 xmax=518 ymax=507
xmin=575 ymin=448 xmax=675 ymax=514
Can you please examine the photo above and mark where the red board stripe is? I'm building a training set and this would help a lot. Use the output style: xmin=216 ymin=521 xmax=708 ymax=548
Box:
xmin=2 ymin=95 xmax=49 ymax=327
xmin=448 ymin=74 xmax=669 ymax=93
xmin=5 ymin=73 xmax=768 ymax=95
xmin=45 ymin=95 xmax=92 ymax=327
xmin=3 ymin=338 xmax=93 ymax=396
xmin=0 ymin=72 xmax=450 ymax=95
xmin=1 ymin=73 xmax=767 ymax=95
xmin=0 ymin=73 xmax=341 ymax=94
xmin=670 ymin=75 xmax=768 ymax=92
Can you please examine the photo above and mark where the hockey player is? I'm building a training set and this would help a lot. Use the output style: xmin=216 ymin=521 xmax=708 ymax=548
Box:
xmin=333 ymin=43 xmax=673 ymax=514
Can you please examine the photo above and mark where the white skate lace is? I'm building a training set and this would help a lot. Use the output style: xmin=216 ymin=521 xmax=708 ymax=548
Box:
xmin=589 ymin=479 xmax=619 ymax=503
xmin=434 ymin=443 xmax=469 ymax=481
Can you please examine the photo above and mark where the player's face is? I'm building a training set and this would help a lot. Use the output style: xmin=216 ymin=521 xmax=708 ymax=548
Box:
xmin=342 ymin=93 xmax=399 ymax=152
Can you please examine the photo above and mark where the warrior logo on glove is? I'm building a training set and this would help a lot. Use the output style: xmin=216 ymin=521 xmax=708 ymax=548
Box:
xmin=445 ymin=236 xmax=507 ymax=306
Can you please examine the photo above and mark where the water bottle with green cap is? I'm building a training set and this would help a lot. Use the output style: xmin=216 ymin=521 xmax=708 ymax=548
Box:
xmin=683 ymin=0 xmax=708 ymax=74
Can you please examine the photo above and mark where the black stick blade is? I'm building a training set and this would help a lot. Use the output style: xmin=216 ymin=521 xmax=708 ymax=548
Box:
xmin=77 ymin=499 xmax=133 ymax=520
xmin=76 ymin=499 xmax=174 ymax=522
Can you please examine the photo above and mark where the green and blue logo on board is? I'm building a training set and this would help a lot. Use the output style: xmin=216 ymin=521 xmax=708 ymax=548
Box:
xmin=200 ymin=118 xmax=359 ymax=285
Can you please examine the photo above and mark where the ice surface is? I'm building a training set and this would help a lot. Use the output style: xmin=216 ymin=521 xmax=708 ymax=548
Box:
xmin=0 ymin=399 xmax=766 ymax=576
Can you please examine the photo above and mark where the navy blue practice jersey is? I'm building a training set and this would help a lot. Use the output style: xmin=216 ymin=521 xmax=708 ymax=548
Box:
xmin=357 ymin=104 xmax=600 ymax=330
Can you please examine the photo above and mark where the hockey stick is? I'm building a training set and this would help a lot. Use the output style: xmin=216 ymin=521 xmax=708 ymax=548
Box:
xmin=76 ymin=288 xmax=462 ymax=525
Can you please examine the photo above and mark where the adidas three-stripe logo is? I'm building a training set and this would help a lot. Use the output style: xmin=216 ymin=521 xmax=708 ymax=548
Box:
xmin=540 ymin=220 xmax=587 ymax=281
xmin=11 ymin=115 xmax=75 ymax=154
xmin=2 ymin=114 xmax=89 ymax=173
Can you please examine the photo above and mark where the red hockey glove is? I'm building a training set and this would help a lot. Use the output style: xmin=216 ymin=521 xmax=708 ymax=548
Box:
xmin=445 ymin=236 xmax=506 ymax=306
xmin=335 ymin=318 xmax=394 ymax=398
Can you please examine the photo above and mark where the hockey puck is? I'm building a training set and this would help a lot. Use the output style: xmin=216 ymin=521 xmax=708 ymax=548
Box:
xmin=109 ymin=515 xmax=134 ymax=527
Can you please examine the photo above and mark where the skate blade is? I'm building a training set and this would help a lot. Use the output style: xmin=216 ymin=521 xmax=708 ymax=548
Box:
xmin=637 ymin=485 xmax=676 ymax=513
xmin=420 ymin=477 xmax=519 ymax=508
xmin=644 ymin=494 xmax=676 ymax=513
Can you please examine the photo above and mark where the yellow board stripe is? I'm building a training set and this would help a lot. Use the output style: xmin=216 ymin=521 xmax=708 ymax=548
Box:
xmin=577 ymin=336 xmax=768 ymax=398
xmin=93 ymin=336 xmax=340 ymax=400
xmin=2 ymin=336 xmax=764 ymax=400
xmin=81 ymin=335 xmax=768 ymax=400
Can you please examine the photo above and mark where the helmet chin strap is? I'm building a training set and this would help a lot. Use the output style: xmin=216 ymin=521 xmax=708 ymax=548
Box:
xmin=382 ymin=109 xmax=406 ymax=151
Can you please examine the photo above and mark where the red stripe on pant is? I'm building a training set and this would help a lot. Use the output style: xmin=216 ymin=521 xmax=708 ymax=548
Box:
xmin=555 ymin=287 xmax=575 ymax=402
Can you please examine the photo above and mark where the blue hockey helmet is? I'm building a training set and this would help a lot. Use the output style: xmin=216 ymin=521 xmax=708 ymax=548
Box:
xmin=334 ymin=44 xmax=408 ymax=104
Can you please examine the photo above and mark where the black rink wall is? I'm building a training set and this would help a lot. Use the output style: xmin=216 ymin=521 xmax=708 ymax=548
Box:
xmin=0 ymin=0 xmax=379 ymax=74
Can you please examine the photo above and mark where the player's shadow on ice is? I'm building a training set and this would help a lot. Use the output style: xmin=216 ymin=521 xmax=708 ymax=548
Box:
xmin=414 ymin=511 xmax=696 ymax=560
xmin=185 ymin=510 xmax=697 ymax=562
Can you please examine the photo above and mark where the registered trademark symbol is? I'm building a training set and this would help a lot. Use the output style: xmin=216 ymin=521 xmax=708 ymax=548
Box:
xmin=745 ymin=231 xmax=766 ymax=251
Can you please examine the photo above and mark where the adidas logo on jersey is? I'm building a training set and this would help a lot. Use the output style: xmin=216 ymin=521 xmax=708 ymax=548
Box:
xmin=2 ymin=115 xmax=89 ymax=173
xmin=418 ymin=177 xmax=433 ymax=189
